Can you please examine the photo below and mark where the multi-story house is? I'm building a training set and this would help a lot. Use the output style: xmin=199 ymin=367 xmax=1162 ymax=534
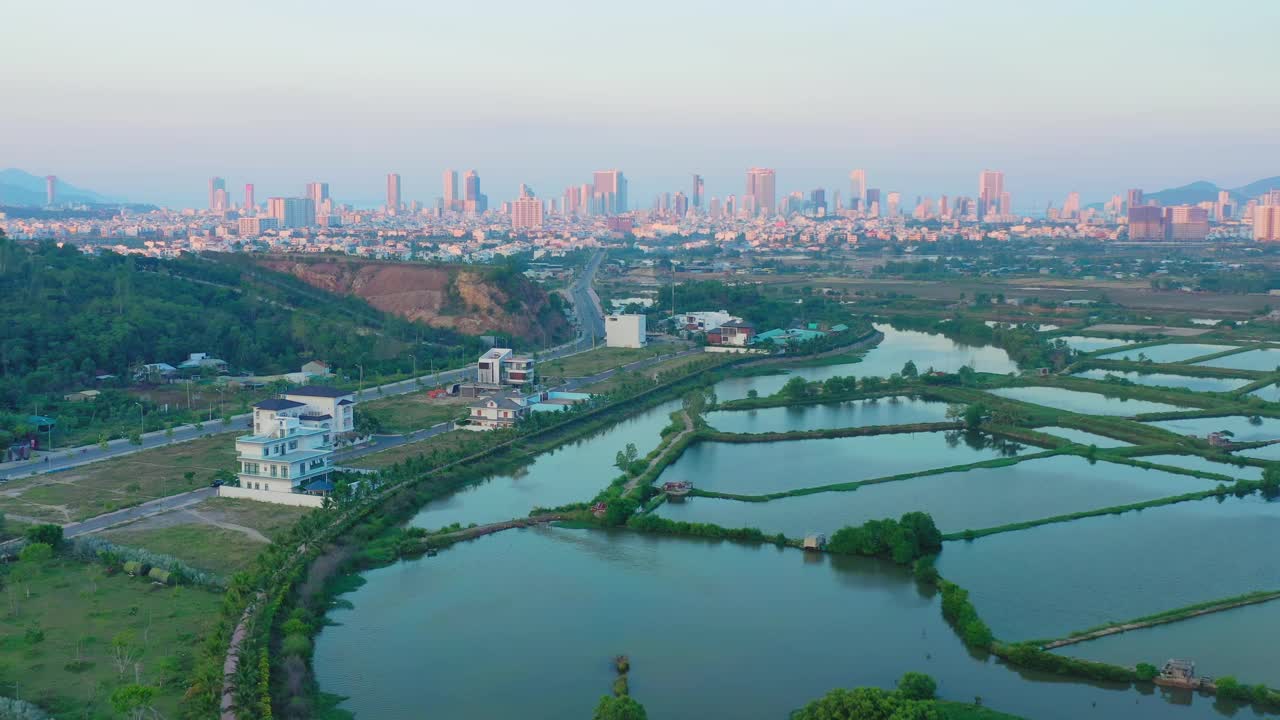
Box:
xmin=476 ymin=348 xmax=536 ymax=388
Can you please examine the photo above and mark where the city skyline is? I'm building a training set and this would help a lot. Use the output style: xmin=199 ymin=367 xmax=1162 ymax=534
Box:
xmin=4 ymin=1 xmax=1277 ymax=208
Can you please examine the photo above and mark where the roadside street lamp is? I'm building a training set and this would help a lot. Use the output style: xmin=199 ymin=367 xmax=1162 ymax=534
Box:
xmin=134 ymin=402 xmax=145 ymax=435
xmin=355 ymin=364 xmax=365 ymax=396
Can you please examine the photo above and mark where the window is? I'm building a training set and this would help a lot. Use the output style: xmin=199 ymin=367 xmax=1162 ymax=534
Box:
xmin=262 ymin=448 xmax=268 ymax=458
xmin=289 ymin=440 xmax=298 ymax=450
xmin=282 ymin=466 xmax=289 ymax=478
xmin=270 ymin=465 xmax=277 ymax=477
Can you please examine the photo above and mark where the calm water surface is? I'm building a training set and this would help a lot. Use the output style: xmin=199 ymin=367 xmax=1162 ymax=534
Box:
xmin=1138 ymin=454 xmax=1263 ymax=481
xmin=1059 ymin=599 xmax=1280 ymax=688
xmin=1034 ymin=426 xmax=1131 ymax=447
xmin=937 ymin=495 xmax=1280 ymax=641
xmin=1195 ymin=348 xmax=1280 ymax=372
xmin=1145 ymin=415 xmax=1280 ymax=443
xmin=987 ymin=386 xmax=1190 ymax=416
xmin=1071 ymin=369 xmax=1249 ymax=394
xmin=705 ymin=396 xmax=951 ymax=434
xmin=314 ymin=528 xmax=1254 ymax=720
xmin=655 ymin=455 xmax=1215 ymax=537
xmin=1100 ymin=344 xmax=1237 ymax=363
xmin=658 ymin=431 xmax=1024 ymax=495
xmin=1056 ymin=336 xmax=1134 ymax=353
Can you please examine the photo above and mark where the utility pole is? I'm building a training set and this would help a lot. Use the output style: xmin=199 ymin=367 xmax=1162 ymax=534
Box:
xmin=134 ymin=402 xmax=145 ymax=434
xmin=356 ymin=364 xmax=365 ymax=397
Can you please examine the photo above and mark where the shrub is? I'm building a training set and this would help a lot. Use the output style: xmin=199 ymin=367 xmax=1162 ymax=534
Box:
xmin=18 ymin=543 xmax=53 ymax=565
xmin=1135 ymin=662 xmax=1158 ymax=681
xmin=24 ymin=524 xmax=63 ymax=550
xmin=897 ymin=671 xmax=936 ymax=701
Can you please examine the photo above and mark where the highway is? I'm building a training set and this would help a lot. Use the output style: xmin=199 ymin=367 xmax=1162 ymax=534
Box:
xmin=0 ymin=250 xmax=609 ymax=483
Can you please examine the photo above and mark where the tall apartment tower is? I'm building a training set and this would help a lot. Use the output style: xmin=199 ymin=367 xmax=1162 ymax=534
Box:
xmin=305 ymin=182 xmax=330 ymax=210
xmin=746 ymin=168 xmax=776 ymax=216
xmin=849 ymin=169 xmax=867 ymax=211
xmin=978 ymin=170 xmax=1004 ymax=220
xmin=386 ymin=173 xmax=401 ymax=212
xmin=244 ymin=184 xmax=255 ymax=211
xmin=593 ymin=170 xmax=627 ymax=215
xmin=692 ymin=174 xmax=704 ymax=208
xmin=443 ymin=169 xmax=459 ymax=211
xmin=511 ymin=186 xmax=544 ymax=230
xmin=1255 ymin=205 xmax=1280 ymax=242
xmin=1127 ymin=189 xmax=1144 ymax=211
xmin=45 ymin=175 xmax=56 ymax=205
xmin=463 ymin=170 xmax=487 ymax=213
xmin=209 ymin=177 xmax=226 ymax=211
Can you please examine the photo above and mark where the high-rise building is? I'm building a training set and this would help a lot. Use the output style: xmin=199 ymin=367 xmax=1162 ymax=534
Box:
xmin=1128 ymin=206 xmax=1165 ymax=241
xmin=939 ymin=195 xmax=949 ymax=218
xmin=809 ymin=188 xmax=827 ymax=215
xmin=443 ymin=169 xmax=459 ymax=211
xmin=1167 ymin=206 xmax=1209 ymax=241
xmin=1217 ymin=190 xmax=1232 ymax=221
xmin=244 ymin=183 xmax=255 ymax=211
xmin=267 ymin=197 xmax=316 ymax=229
xmin=386 ymin=173 xmax=401 ymax=211
xmin=462 ymin=170 xmax=487 ymax=214
xmin=45 ymin=175 xmax=56 ymax=206
xmin=306 ymin=182 xmax=330 ymax=209
xmin=978 ymin=170 xmax=1004 ymax=220
xmin=886 ymin=191 xmax=901 ymax=218
xmin=209 ymin=177 xmax=226 ymax=211
xmin=1063 ymin=192 xmax=1081 ymax=219
xmin=1000 ymin=192 xmax=1013 ymax=219
xmin=745 ymin=168 xmax=776 ymax=216
xmin=866 ymin=188 xmax=881 ymax=217
xmin=673 ymin=191 xmax=689 ymax=217
xmin=511 ymin=186 xmax=543 ymax=230
xmin=593 ymin=170 xmax=627 ymax=215
xmin=849 ymin=169 xmax=867 ymax=211
xmin=213 ymin=188 xmax=229 ymax=213
xmin=692 ymin=174 xmax=704 ymax=209
xmin=1254 ymin=205 xmax=1280 ymax=242
xmin=1127 ymin=189 xmax=1144 ymax=211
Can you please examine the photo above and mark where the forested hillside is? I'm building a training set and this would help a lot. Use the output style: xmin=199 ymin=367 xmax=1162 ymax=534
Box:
xmin=0 ymin=237 xmax=493 ymax=406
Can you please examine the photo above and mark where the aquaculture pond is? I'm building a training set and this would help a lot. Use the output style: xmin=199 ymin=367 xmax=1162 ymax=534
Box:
xmin=656 ymin=431 xmax=1025 ymax=496
xmin=1249 ymin=383 xmax=1280 ymax=402
xmin=407 ymin=398 xmax=682 ymax=530
xmin=937 ymin=494 xmax=1280 ymax=641
xmin=654 ymin=455 xmax=1215 ymax=538
xmin=1194 ymin=347 xmax=1280 ymax=372
xmin=1234 ymin=443 xmax=1280 ymax=462
xmin=1098 ymin=343 xmax=1237 ymax=364
xmin=1136 ymin=454 xmax=1263 ymax=481
xmin=1145 ymin=415 xmax=1280 ymax=444
xmin=713 ymin=324 xmax=1018 ymax=401
xmin=1035 ymin=426 xmax=1131 ymax=448
xmin=986 ymin=386 xmax=1190 ymax=416
xmin=705 ymin=396 xmax=951 ymax=434
xmin=1071 ymin=369 xmax=1250 ymax=394
xmin=1055 ymin=336 xmax=1134 ymax=353
xmin=314 ymin=527 xmax=1250 ymax=720
xmin=1057 ymin=599 xmax=1280 ymax=688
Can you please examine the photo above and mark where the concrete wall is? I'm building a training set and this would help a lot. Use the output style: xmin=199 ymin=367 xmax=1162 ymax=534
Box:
xmin=703 ymin=346 xmax=767 ymax=355
xmin=606 ymin=314 xmax=647 ymax=348
xmin=218 ymin=485 xmax=325 ymax=508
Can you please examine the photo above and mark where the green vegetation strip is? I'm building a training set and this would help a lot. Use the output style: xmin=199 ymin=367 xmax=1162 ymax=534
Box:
xmin=701 ymin=421 xmax=963 ymax=444
xmin=1071 ymin=357 xmax=1263 ymax=380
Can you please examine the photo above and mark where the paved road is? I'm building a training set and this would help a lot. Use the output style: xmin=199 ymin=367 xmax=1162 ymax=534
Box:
xmin=0 ymin=250 xmax=610 ymax=483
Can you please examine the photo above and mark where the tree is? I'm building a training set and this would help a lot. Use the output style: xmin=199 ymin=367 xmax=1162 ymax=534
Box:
xmin=593 ymin=695 xmax=648 ymax=720
xmin=110 ymin=684 xmax=157 ymax=720
xmin=354 ymin=412 xmax=383 ymax=437
xmin=963 ymin=403 xmax=986 ymax=430
xmin=18 ymin=543 xmax=52 ymax=565
xmin=614 ymin=443 xmax=639 ymax=474
xmin=901 ymin=360 xmax=918 ymax=378
xmin=746 ymin=389 xmax=758 ymax=399
xmin=897 ymin=672 xmax=937 ymax=701
xmin=1135 ymin=663 xmax=1159 ymax=681
xmin=128 ymin=431 xmax=142 ymax=446
xmin=25 ymin=524 xmax=63 ymax=550
xmin=782 ymin=376 xmax=810 ymax=400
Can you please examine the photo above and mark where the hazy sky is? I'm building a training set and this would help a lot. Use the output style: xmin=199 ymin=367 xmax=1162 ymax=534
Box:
xmin=3 ymin=0 xmax=1278 ymax=210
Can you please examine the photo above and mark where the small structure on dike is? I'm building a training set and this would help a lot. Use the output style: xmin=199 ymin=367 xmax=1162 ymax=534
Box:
xmin=1155 ymin=659 xmax=1212 ymax=690
xmin=663 ymin=480 xmax=692 ymax=499
xmin=803 ymin=533 xmax=827 ymax=551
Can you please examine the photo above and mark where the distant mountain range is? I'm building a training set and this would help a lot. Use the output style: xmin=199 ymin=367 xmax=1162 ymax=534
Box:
xmin=0 ymin=169 xmax=116 ymax=206
xmin=1143 ymin=176 xmax=1280 ymax=206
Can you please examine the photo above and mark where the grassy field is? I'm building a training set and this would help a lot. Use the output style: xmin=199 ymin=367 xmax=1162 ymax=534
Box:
xmin=580 ymin=352 xmax=710 ymax=393
xmin=541 ymin=346 xmax=668 ymax=378
xmin=346 ymin=430 xmax=492 ymax=470
xmin=102 ymin=497 xmax=311 ymax=576
xmin=358 ymin=393 xmax=468 ymax=433
xmin=0 ymin=558 xmax=221 ymax=719
xmin=0 ymin=433 xmax=237 ymax=524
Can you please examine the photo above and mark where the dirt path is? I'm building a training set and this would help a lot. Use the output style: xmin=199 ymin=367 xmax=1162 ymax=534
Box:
xmin=435 ymin=513 xmax=567 ymax=543
xmin=625 ymin=410 xmax=694 ymax=494
xmin=1042 ymin=592 xmax=1280 ymax=650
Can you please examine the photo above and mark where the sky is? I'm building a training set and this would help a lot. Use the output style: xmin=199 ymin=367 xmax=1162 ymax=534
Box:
xmin=3 ymin=0 xmax=1279 ymax=210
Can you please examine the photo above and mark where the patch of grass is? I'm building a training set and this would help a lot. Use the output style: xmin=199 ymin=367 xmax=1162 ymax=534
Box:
xmin=0 ymin=432 xmax=237 ymax=523
xmin=357 ymin=393 xmax=467 ymax=433
xmin=102 ymin=524 xmax=266 ymax=576
xmin=541 ymin=346 xmax=668 ymax=378
xmin=193 ymin=497 xmax=311 ymax=539
xmin=0 ymin=558 xmax=220 ymax=719
xmin=937 ymin=701 xmax=1028 ymax=720
xmin=581 ymin=352 xmax=709 ymax=393
xmin=346 ymin=430 xmax=491 ymax=470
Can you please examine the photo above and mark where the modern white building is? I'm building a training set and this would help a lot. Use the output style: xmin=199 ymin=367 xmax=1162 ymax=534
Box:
xmin=605 ymin=314 xmax=647 ymax=348
xmin=677 ymin=310 xmax=740 ymax=333
xmin=232 ymin=399 xmax=335 ymax=506
xmin=476 ymin=348 xmax=536 ymax=388
xmin=281 ymin=385 xmax=356 ymax=434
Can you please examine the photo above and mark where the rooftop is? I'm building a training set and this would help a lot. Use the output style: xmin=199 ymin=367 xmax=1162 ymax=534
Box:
xmin=255 ymin=398 xmax=306 ymax=411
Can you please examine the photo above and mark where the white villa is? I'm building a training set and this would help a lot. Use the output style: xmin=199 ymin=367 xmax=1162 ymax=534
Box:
xmin=225 ymin=384 xmax=356 ymax=507
xmin=476 ymin=348 xmax=536 ymax=388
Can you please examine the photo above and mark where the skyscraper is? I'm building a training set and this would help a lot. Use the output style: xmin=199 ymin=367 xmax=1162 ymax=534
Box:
xmin=849 ymin=169 xmax=867 ymax=211
xmin=45 ymin=175 xmax=56 ymax=206
xmin=386 ymin=173 xmax=401 ymax=212
xmin=306 ymin=182 xmax=330 ymax=209
xmin=268 ymin=197 xmax=316 ymax=229
xmin=1167 ymin=206 xmax=1209 ymax=241
xmin=443 ymin=169 xmax=459 ymax=211
xmin=866 ymin=188 xmax=881 ymax=216
xmin=886 ymin=191 xmax=901 ymax=218
xmin=463 ymin=170 xmax=487 ymax=214
xmin=1127 ymin=189 xmax=1144 ymax=211
xmin=1063 ymin=192 xmax=1081 ymax=219
xmin=593 ymin=170 xmax=627 ymax=215
xmin=673 ymin=191 xmax=689 ymax=217
xmin=745 ymin=168 xmax=776 ymax=216
xmin=511 ymin=185 xmax=543 ymax=230
xmin=692 ymin=174 xmax=704 ymax=209
xmin=209 ymin=177 xmax=226 ymax=211
xmin=1254 ymin=205 xmax=1280 ymax=242
xmin=244 ymin=183 xmax=255 ymax=211
xmin=978 ymin=170 xmax=1004 ymax=220
xmin=1128 ymin=206 xmax=1165 ymax=241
